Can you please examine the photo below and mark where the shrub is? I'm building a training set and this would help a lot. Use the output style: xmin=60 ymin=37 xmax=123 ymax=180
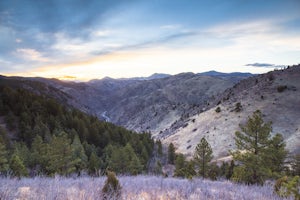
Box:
xmin=277 ymin=85 xmax=287 ymax=92
xmin=215 ymin=107 xmax=221 ymax=113
xmin=102 ymin=171 xmax=121 ymax=200
xmin=274 ymin=176 xmax=300 ymax=199
xmin=234 ymin=102 xmax=242 ymax=112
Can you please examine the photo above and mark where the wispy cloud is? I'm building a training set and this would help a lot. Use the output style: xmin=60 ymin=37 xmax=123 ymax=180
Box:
xmin=245 ymin=63 xmax=288 ymax=69
xmin=160 ymin=24 xmax=181 ymax=29
xmin=15 ymin=48 xmax=49 ymax=62
xmin=92 ymin=29 xmax=113 ymax=37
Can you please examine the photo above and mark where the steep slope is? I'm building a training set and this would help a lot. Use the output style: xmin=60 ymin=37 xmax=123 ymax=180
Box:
xmin=0 ymin=71 xmax=253 ymax=137
xmin=162 ymin=65 xmax=300 ymax=159
xmin=86 ymin=73 xmax=244 ymax=135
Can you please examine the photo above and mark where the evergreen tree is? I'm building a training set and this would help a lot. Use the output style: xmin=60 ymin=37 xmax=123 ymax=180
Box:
xmin=168 ymin=143 xmax=176 ymax=164
xmin=0 ymin=141 xmax=9 ymax=174
xmin=109 ymin=146 xmax=127 ymax=174
xmin=265 ymin=134 xmax=288 ymax=177
xmin=174 ymin=154 xmax=196 ymax=178
xmin=193 ymin=137 xmax=213 ymax=178
xmin=174 ymin=153 xmax=186 ymax=177
xmin=291 ymin=154 xmax=300 ymax=176
xmin=231 ymin=110 xmax=287 ymax=184
xmin=123 ymin=143 xmax=143 ymax=174
xmin=71 ymin=135 xmax=88 ymax=174
xmin=154 ymin=160 xmax=162 ymax=175
xmin=128 ymin=153 xmax=143 ymax=175
xmin=156 ymin=140 xmax=163 ymax=156
xmin=88 ymin=152 xmax=101 ymax=176
xmin=9 ymin=154 xmax=28 ymax=177
xmin=12 ymin=142 xmax=31 ymax=168
xmin=30 ymin=135 xmax=47 ymax=174
xmin=46 ymin=132 xmax=77 ymax=175
xmin=207 ymin=163 xmax=220 ymax=180
xmin=226 ymin=160 xmax=235 ymax=179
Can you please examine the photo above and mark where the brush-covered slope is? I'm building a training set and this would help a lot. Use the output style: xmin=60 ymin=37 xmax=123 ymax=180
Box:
xmin=19 ymin=72 xmax=249 ymax=135
xmin=161 ymin=65 xmax=300 ymax=159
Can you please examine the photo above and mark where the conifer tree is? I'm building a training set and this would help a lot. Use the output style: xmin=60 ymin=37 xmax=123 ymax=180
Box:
xmin=193 ymin=137 xmax=213 ymax=178
xmin=9 ymin=154 xmax=28 ymax=177
xmin=0 ymin=141 xmax=9 ymax=174
xmin=156 ymin=140 xmax=163 ymax=156
xmin=291 ymin=154 xmax=300 ymax=176
xmin=46 ymin=132 xmax=77 ymax=175
xmin=71 ymin=134 xmax=88 ymax=174
xmin=30 ymin=135 xmax=47 ymax=174
xmin=174 ymin=153 xmax=186 ymax=177
xmin=124 ymin=143 xmax=143 ymax=174
xmin=88 ymin=151 xmax=101 ymax=176
xmin=109 ymin=147 xmax=126 ymax=174
xmin=168 ymin=143 xmax=176 ymax=164
xmin=265 ymin=133 xmax=288 ymax=176
xmin=231 ymin=110 xmax=287 ymax=184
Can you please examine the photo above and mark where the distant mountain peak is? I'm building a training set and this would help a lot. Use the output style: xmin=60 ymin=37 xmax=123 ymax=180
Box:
xmin=147 ymin=73 xmax=171 ymax=80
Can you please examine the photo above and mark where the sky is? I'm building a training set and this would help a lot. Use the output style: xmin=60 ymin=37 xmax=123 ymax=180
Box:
xmin=0 ymin=0 xmax=300 ymax=81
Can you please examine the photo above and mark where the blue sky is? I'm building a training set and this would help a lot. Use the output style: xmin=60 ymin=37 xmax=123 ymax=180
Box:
xmin=0 ymin=0 xmax=300 ymax=80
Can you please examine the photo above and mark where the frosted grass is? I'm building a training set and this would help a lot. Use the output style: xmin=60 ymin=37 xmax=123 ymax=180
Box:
xmin=0 ymin=175 xmax=290 ymax=200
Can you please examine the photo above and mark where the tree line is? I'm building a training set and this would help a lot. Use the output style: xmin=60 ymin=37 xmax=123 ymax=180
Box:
xmin=0 ymin=86 xmax=154 ymax=176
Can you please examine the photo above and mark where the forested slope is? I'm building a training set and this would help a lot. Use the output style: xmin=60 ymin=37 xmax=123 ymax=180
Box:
xmin=0 ymin=85 xmax=154 ymax=176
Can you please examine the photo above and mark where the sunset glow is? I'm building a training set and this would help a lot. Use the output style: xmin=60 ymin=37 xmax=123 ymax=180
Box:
xmin=1 ymin=0 xmax=299 ymax=80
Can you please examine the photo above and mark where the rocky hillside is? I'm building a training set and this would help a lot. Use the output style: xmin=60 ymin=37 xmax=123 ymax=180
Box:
xmin=6 ymin=72 xmax=249 ymax=136
xmin=161 ymin=65 xmax=300 ymax=159
xmin=66 ymin=72 xmax=251 ymax=135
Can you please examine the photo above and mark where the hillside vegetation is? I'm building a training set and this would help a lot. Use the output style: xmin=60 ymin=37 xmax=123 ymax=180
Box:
xmin=0 ymin=86 xmax=154 ymax=176
xmin=162 ymin=65 xmax=300 ymax=159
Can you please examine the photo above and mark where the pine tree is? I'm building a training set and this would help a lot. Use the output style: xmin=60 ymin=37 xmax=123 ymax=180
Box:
xmin=156 ymin=140 xmax=163 ymax=156
xmin=109 ymin=147 xmax=126 ymax=174
xmin=291 ymin=154 xmax=300 ymax=176
xmin=226 ymin=160 xmax=235 ymax=179
xmin=0 ymin=141 xmax=9 ymax=174
xmin=168 ymin=143 xmax=176 ymax=164
xmin=124 ymin=143 xmax=143 ymax=175
xmin=231 ymin=110 xmax=287 ymax=184
xmin=46 ymin=132 xmax=77 ymax=175
xmin=71 ymin=135 xmax=88 ymax=174
xmin=9 ymin=154 xmax=28 ymax=177
xmin=88 ymin=151 xmax=101 ymax=176
xmin=174 ymin=153 xmax=186 ymax=177
xmin=193 ymin=137 xmax=213 ymax=178
xmin=30 ymin=135 xmax=47 ymax=174
xmin=265 ymin=133 xmax=288 ymax=177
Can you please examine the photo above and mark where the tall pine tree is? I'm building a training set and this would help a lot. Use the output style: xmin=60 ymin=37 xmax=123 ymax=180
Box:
xmin=168 ymin=143 xmax=176 ymax=164
xmin=46 ymin=132 xmax=77 ymax=175
xmin=231 ymin=110 xmax=287 ymax=184
xmin=193 ymin=137 xmax=213 ymax=178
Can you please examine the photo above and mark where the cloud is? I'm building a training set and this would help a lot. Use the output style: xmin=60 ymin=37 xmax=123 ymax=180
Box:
xmin=58 ymin=75 xmax=77 ymax=80
xmin=92 ymin=30 xmax=112 ymax=37
xmin=15 ymin=48 xmax=49 ymax=62
xmin=90 ymin=30 xmax=198 ymax=56
xmin=245 ymin=63 xmax=275 ymax=67
xmin=245 ymin=63 xmax=288 ymax=69
xmin=160 ymin=24 xmax=181 ymax=29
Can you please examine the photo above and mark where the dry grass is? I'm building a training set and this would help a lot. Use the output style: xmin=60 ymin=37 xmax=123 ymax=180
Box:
xmin=0 ymin=175 xmax=290 ymax=200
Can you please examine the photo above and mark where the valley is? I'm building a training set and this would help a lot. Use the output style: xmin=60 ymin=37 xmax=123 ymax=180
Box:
xmin=1 ymin=66 xmax=299 ymax=160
